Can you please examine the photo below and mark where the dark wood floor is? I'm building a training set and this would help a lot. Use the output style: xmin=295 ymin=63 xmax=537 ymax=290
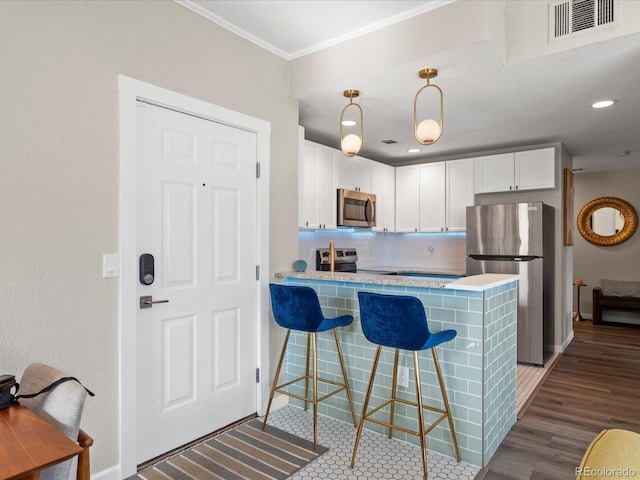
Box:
xmin=479 ymin=320 xmax=640 ymax=479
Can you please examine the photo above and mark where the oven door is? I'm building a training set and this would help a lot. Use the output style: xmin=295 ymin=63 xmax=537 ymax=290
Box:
xmin=337 ymin=189 xmax=376 ymax=227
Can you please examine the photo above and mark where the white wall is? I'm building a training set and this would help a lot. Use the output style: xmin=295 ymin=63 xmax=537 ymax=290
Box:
xmin=0 ymin=1 xmax=297 ymax=474
xmin=573 ymin=168 xmax=640 ymax=321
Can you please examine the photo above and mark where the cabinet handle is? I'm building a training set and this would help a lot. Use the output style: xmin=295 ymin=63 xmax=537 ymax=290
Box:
xmin=515 ymin=185 xmax=519 ymax=190
xmin=509 ymin=186 xmax=512 ymax=191
xmin=305 ymin=221 xmax=309 ymax=227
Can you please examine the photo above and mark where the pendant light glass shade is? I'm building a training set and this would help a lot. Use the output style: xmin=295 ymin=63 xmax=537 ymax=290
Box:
xmin=414 ymin=68 xmax=444 ymax=145
xmin=340 ymin=90 xmax=363 ymax=156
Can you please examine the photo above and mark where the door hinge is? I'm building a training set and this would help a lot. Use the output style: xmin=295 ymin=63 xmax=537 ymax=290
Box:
xmin=256 ymin=368 xmax=260 ymax=383
xmin=256 ymin=162 xmax=261 ymax=178
xmin=256 ymin=265 xmax=260 ymax=280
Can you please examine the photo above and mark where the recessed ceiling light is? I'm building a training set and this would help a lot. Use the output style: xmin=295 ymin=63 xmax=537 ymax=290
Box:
xmin=341 ymin=120 xmax=357 ymax=127
xmin=591 ymin=100 xmax=616 ymax=109
xmin=407 ymin=148 xmax=421 ymax=153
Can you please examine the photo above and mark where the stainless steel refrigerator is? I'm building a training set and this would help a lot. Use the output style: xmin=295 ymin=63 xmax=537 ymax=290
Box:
xmin=466 ymin=202 xmax=554 ymax=366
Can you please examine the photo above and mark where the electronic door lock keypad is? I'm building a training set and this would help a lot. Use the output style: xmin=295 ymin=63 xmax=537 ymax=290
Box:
xmin=139 ymin=253 xmax=155 ymax=285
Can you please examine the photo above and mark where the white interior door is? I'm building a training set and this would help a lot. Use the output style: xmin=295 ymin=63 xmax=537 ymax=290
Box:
xmin=135 ymin=102 xmax=257 ymax=464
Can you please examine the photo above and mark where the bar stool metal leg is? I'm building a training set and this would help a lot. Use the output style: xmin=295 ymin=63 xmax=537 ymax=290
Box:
xmin=432 ymin=348 xmax=461 ymax=461
xmin=304 ymin=333 xmax=311 ymax=412
xmin=388 ymin=348 xmax=400 ymax=439
xmin=413 ymin=351 xmax=428 ymax=480
xmin=312 ymin=331 xmax=318 ymax=450
xmin=262 ymin=329 xmax=291 ymax=430
xmin=350 ymin=345 xmax=382 ymax=469
xmin=333 ymin=328 xmax=357 ymax=427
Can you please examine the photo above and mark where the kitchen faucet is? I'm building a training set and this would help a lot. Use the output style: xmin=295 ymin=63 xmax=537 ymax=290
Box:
xmin=329 ymin=240 xmax=335 ymax=274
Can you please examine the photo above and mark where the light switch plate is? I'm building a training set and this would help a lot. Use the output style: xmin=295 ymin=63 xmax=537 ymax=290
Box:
xmin=103 ymin=254 xmax=120 ymax=278
xmin=398 ymin=366 xmax=410 ymax=388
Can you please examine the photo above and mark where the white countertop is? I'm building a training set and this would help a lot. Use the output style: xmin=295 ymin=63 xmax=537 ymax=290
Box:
xmin=275 ymin=270 xmax=518 ymax=291
xmin=445 ymin=273 xmax=519 ymax=291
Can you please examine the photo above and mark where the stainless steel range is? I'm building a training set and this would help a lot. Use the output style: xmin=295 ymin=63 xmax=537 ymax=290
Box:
xmin=315 ymin=248 xmax=394 ymax=275
xmin=316 ymin=248 xmax=358 ymax=272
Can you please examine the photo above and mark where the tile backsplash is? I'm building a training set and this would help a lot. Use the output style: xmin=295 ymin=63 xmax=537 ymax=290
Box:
xmin=298 ymin=229 xmax=467 ymax=272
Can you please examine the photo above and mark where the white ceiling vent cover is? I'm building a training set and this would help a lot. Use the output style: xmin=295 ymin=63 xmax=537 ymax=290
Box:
xmin=549 ymin=0 xmax=618 ymax=42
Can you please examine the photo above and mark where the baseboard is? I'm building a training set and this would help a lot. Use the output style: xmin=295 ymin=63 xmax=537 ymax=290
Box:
xmin=561 ymin=330 xmax=575 ymax=351
xmin=91 ymin=464 xmax=120 ymax=480
xmin=270 ymin=393 xmax=289 ymax=412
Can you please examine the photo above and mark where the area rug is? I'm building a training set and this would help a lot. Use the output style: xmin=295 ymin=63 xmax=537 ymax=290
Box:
xmin=517 ymin=352 xmax=561 ymax=419
xmin=131 ymin=419 xmax=328 ymax=480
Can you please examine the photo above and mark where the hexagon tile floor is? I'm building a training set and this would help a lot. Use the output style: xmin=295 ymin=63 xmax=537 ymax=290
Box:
xmin=264 ymin=405 xmax=479 ymax=480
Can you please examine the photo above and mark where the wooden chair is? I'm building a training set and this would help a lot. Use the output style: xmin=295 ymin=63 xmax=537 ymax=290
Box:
xmin=19 ymin=363 xmax=94 ymax=480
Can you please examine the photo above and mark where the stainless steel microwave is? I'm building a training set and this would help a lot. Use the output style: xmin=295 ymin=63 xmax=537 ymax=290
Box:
xmin=337 ymin=189 xmax=376 ymax=227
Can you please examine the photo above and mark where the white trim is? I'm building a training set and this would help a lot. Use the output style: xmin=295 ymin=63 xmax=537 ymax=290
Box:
xmin=91 ymin=465 xmax=120 ymax=480
xmin=560 ymin=329 xmax=575 ymax=352
xmin=118 ymin=75 xmax=270 ymax=478
xmin=174 ymin=0 xmax=456 ymax=60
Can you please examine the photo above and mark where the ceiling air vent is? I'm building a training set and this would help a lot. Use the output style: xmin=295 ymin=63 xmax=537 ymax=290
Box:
xmin=380 ymin=139 xmax=398 ymax=144
xmin=549 ymin=0 xmax=617 ymax=42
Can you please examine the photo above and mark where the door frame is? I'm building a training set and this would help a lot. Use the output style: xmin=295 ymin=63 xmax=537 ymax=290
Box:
xmin=118 ymin=75 xmax=270 ymax=478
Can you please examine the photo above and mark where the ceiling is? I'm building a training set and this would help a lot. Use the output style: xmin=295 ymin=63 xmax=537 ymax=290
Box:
xmin=179 ymin=0 xmax=640 ymax=173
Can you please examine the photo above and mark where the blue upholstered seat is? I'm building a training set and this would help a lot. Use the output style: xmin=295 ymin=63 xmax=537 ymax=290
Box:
xmin=357 ymin=291 xmax=456 ymax=350
xmin=269 ymin=284 xmax=353 ymax=332
xmin=263 ymin=283 xmax=357 ymax=450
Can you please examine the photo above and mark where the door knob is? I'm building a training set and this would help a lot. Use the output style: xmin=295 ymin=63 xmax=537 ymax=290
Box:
xmin=140 ymin=295 xmax=169 ymax=309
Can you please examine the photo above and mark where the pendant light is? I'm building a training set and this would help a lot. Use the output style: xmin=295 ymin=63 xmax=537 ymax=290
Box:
xmin=340 ymin=89 xmax=363 ymax=156
xmin=413 ymin=68 xmax=444 ymax=145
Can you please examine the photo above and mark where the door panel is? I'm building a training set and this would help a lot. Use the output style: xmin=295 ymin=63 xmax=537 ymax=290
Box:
xmin=136 ymin=102 xmax=257 ymax=464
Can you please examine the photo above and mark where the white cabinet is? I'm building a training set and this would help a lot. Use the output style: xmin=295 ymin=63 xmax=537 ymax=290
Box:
xmin=336 ymin=155 xmax=373 ymax=192
xmin=371 ymin=162 xmax=395 ymax=232
xmin=395 ymin=165 xmax=420 ymax=232
xmin=396 ymin=160 xmax=474 ymax=233
xmin=446 ymin=159 xmax=475 ymax=231
xmin=418 ymin=163 xmax=446 ymax=232
xmin=299 ymin=141 xmax=336 ymax=230
xmin=514 ymin=148 xmax=556 ymax=191
xmin=475 ymin=147 xmax=555 ymax=193
xmin=474 ymin=153 xmax=514 ymax=193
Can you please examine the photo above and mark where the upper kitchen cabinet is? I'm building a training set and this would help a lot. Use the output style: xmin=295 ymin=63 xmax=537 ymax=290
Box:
xmin=446 ymin=158 xmax=475 ymax=231
xmin=395 ymin=165 xmax=420 ymax=232
xmin=370 ymin=161 xmax=395 ymax=232
xmin=418 ymin=163 xmax=446 ymax=232
xmin=475 ymin=147 xmax=555 ymax=194
xmin=336 ymin=155 xmax=373 ymax=193
xmin=419 ymin=159 xmax=474 ymax=232
xmin=299 ymin=140 xmax=336 ymax=230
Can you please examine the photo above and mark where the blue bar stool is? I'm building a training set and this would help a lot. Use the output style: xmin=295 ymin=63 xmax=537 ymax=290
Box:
xmin=350 ymin=291 xmax=461 ymax=479
xmin=263 ymin=283 xmax=357 ymax=450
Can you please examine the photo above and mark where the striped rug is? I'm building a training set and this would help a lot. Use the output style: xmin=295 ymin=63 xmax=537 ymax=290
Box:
xmin=131 ymin=419 xmax=328 ymax=480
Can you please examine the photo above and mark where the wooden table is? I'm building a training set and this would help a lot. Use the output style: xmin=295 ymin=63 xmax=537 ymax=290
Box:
xmin=0 ymin=403 xmax=82 ymax=480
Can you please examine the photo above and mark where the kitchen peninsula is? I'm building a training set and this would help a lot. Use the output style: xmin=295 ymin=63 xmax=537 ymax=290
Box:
xmin=273 ymin=271 xmax=518 ymax=467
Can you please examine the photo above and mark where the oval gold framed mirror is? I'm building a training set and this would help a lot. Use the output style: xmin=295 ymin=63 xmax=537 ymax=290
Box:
xmin=577 ymin=197 xmax=638 ymax=246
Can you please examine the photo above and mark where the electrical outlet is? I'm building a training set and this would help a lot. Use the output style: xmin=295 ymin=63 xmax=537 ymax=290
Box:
xmin=397 ymin=366 xmax=409 ymax=388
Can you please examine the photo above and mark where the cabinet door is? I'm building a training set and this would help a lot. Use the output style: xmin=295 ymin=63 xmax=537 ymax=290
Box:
xmin=300 ymin=141 xmax=321 ymax=229
xmin=515 ymin=148 xmax=555 ymax=191
xmin=395 ymin=165 xmax=420 ymax=232
xmin=419 ymin=163 xmax=446 ymax=232
xmin=354 ymin=156 xmax=372 ymax=193
xmin=474 ymin=153 xmax=514 ymax=193
xmin=371 ymin=162 xmax=395 ymax=232
xmin=317 ymin=144 xmax=337 ymax=229
xmin=299 ymin=141 xmax=335 ymax=230
xmin=446 ymin=158 xmax=474 ymax=231
xmin=336 ymin=155 xmax=372 ymax=192
xmin=335 ymin=155 xmax=356 ymax=190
